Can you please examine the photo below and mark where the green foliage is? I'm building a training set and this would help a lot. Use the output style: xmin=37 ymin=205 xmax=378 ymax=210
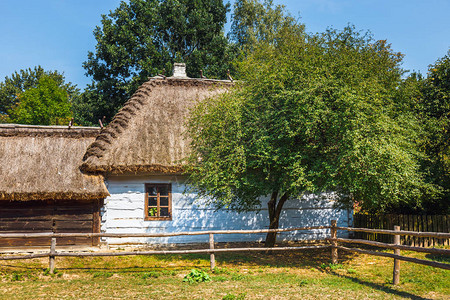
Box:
xmin=7 ymin=75 xmax=73 ymax=125
xmin=185 ymin=22 xmax=438 ymax=227
xmin=10 ymin=271 xmax=38 ymax=281
xmin=137 ymin=271 xmax=162 ymax=279
xmin=0 ymin=66 xmax=78 ymax=122
xmin=43 ymin=268 xmax=62 ymax=277
xmin=222 ymin=292 xmax=246 ymax=300
xmin=182 ymin=269 xmax=211 ymax=283
xmin=298 ymin=279 xmax=309 ymax=287
xmin=230 ymin=0 xmax=303 ymax=50
xmin=419 ymin=50 xmax=450 ymax=214
xmin=320 ymin=263 xmax=343 ymax=271
xmin=78 ymin=0 xmax=235 ymax=124
xmin=91 ymin=271 xmax=114 ymax=278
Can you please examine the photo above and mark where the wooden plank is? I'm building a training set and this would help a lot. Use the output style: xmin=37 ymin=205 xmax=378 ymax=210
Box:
xmin=418 ymin=215 xmax=422 ymax=247
xmin=410 ymin=215 xmax=415 ymax=245
xmin=399 ymin=215 xmax=404 ymax=245
xmin=0 ymin=200 xmax=55 ymax=208
xmin=336 ymin=246 xmax=450 ymax=270
xmin=393 ymin=225 xmax=400 ymax=285
xmin=332 ymin=238 xmax=450 ymax=255
xmin=0 ymin=237 xmax=51 ymax=247
xmin=0 ymin=253 xmax=50 ymax=260
xmin=445 ymin=215 xmax=449 ymax=246
xmin=0 ymin=245 xmax=331 ymax=261
xmin=54 ymin=220 xmax=93 ymax=230
xmin=434 ymin=215 xmax=439 ymax=245
xmin=0 ymin=208 xmax=55 ymax=218
xmin=336 ymin=227 xmax=450 ymax=238
xmin=0 ymin=199 xmax=98 ymax=247
xmin=52 ymin=213 xmax=94 ymax=221
xmin=0 ymin=220 xmax=53 ymax=231
xmin=0 ymin=226 xmax=332 ymax=238
xmin=0 ymin=215 xmax=54 ymax=221
xmin=56 ymin=237 xmax=94 ymax=246
xmin=92 ymin=199 xmax=102 ymax=246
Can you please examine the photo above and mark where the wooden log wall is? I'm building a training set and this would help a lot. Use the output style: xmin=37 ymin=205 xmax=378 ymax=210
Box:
xmin=0 ymin=199 xmax=101 ymax=247
xmin=353 ymin=214 xmax=449 ymax=246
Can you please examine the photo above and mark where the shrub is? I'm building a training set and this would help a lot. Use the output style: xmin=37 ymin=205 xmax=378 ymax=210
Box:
xmin=183 ymin=269 xmax=211 ymax=284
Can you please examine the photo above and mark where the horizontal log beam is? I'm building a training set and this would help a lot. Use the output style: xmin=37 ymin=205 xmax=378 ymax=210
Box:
xmin=0 ymin=226 xmax=331 ymax=239
xmin=328 ymin=238 xmax=450 ymax=255
xmin=336 ymin=246 xmax=450 ymax=270
xmin=337 ymin=227 xmax=450 ymax=239
xmin=0 ymin=253 xmax=49 ymax=260
xmin=54 ymin=245 xmax=330 ymax=257
xmin=0 ymin=245 xmax=330 ymax=260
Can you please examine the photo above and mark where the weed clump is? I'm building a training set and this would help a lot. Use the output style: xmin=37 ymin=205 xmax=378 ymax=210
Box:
xmin=223 ymin=292 xmax=246 ymax=300
xmin=183 ymin=269 xmax=210 ymax=284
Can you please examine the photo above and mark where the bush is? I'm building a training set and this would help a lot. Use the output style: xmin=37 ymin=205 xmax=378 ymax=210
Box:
xmin=183 ymin=269 xmax=211 ymax=284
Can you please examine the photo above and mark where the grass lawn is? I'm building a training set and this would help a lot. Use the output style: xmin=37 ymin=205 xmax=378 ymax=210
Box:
xmin=0 ymin=245 xmax=448 ymax=299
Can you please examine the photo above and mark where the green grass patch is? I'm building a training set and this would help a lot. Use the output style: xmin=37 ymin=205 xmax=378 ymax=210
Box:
xmin=0 ymin=247 xmax=448 ymax=299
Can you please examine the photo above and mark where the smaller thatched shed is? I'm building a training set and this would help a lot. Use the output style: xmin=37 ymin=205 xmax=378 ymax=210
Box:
xmin=0 ymin=124 xmax=109 ymax=247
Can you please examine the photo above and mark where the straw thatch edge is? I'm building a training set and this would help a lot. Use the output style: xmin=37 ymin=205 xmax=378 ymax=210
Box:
xmin=0 ymin=124 xmax=100 ymax=138
xmin=81 ymin=77 xmax=233 ymax=174
xmin=0 ymin=192 xmax=109 ymax=202
xmin=80 ymin=163 xmax=184 ymax=175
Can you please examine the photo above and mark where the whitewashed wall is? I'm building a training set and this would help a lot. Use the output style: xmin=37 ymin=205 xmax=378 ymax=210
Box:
xmin=101 ymin=175 xmax=351 ymax=245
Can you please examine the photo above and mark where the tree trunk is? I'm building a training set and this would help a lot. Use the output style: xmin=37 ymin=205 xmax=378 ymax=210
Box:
xmin=265 ymin=192 xmax=289 ymax=247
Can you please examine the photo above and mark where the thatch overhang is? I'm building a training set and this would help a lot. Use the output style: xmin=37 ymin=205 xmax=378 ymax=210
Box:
xmin=0 ymin=124 xmax=109 ymax=201
xmin=81 ymin=76 xmax=233 ymax=175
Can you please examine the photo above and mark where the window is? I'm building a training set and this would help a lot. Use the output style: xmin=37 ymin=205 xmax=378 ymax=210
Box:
xmin=145 ymin=183 xmax=172 ymax=220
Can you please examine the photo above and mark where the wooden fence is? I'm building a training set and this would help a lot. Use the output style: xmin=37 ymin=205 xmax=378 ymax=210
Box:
xmin=353 ymin=214 xmax=449 ymax=246
xmin=0 ymin=222 xmax=449 ymax=286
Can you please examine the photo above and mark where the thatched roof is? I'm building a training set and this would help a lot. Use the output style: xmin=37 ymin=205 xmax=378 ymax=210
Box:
xmin=0 ymin=124 xmax=109 ymax=201
xmin=81 ymin=76 xmax=233 ymax=174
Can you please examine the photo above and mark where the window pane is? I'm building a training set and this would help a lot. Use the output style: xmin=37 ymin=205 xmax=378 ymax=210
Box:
xmin=160 ymin=207 xmax=169 ymax=217
xmin=160 ymin=196 xmax=169 ymax=206
xmin=147 ymin=186 xmax=157 ymax=196
xmin=148 ymin=197 xmax=157 ymax=206
xmin=159 ymin=185 xmax=169 ymax=196
xmin=148 ymin=207 xmax=158 ymax=217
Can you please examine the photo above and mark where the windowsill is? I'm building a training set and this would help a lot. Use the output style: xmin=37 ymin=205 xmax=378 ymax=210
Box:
xmin=144 ymin=217 xmax=173 ymax=221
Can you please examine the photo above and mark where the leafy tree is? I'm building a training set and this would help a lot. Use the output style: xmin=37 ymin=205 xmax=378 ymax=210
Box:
xmin=185 ymin=25 xmax=437 ymax=246
xmin=229 ymin=0 xmax=302 ymax=49
xmin=77 ymin=0 xmax=235 ymax=125
xmin=7 ymin=75 xmax=73 ymax=125
xmin=419 ymin=50 xmax=450 ymax=213
xmin=0 ymin=66 xmax=78 ymax=120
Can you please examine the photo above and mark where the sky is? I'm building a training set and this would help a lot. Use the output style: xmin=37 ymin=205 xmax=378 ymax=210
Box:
xmin=0 ymin=0 xmax=449 ymax=89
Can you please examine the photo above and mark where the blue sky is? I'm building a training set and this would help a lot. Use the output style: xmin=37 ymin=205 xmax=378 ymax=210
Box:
xmin=0 ymin=0 xmax=449 ymax=89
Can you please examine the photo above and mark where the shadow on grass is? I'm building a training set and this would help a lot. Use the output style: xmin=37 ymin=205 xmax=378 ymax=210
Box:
xmin=425 ymin=254 xmax=450 ymax=263
xmin=0 ymin=245 xmax=357 ymax=274
xmin=329 ymin=271 xmax=431 ymax=300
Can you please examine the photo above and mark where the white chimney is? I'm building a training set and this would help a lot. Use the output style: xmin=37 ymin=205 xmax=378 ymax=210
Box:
xmin=172 ymin=63 xmax=188 ymax=78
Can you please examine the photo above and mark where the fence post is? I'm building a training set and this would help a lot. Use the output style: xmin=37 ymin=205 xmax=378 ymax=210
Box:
xmin=209 ymin=233 xmax=215 ymax=271
xmin=331 ymin=220 xmax=338 ymax=264
xmin=393 ymin=225 xmax=401 ymax=285
xmin=49 ymin=237 xmax=56 ymax=274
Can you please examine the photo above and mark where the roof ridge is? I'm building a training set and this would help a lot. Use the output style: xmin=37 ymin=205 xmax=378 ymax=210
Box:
xmin=80 ymin=78 xmax=233 ymax=174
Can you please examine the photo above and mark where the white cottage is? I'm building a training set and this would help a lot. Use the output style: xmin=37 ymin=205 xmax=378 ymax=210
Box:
xmin=81 ymin=64 xmax=351 ymax=245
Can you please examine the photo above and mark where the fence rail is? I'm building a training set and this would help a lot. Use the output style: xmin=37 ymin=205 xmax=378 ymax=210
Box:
xmin=0 ymin=226 xmax=330 ymax=239
xmin=353 ymin=214 xmax=450 ymax=246
xmin=0 ymin=222 xmax=449 ymax=285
